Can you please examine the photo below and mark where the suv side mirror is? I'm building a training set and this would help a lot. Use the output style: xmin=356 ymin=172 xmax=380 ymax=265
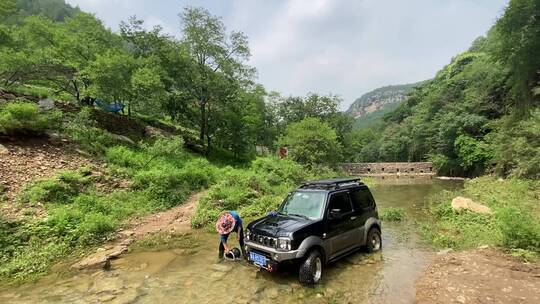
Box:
xmin=329 ymin=209 xmax=342 ymax=220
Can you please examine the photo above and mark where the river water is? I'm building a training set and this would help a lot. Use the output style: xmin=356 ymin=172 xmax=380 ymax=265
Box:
xmin=0 ymin=177 xmax=462 ymax=304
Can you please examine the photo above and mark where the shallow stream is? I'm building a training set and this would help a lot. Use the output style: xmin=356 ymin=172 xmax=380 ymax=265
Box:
xmin=0 ymin=177 xmax=462 ymax=304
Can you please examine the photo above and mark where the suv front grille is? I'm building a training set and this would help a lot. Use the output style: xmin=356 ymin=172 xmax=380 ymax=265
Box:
xmin=250 ymin=233 xmax=277 ymax=248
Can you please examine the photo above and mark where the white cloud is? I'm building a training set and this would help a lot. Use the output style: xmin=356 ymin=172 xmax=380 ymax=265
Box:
xmin=66 ymin=0 xmax=509 ymax=109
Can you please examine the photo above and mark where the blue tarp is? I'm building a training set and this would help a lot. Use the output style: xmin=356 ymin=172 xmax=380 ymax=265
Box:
xmin=95 ymin=99 xmax=125 ymax=113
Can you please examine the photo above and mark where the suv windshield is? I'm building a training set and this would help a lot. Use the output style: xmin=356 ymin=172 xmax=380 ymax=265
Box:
xmin=279 ymin=191 xmax=326 ymax=220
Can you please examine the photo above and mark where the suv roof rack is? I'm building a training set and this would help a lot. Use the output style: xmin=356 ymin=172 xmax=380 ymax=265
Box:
xmin=299 ymin=178 xmax=363 ymax=190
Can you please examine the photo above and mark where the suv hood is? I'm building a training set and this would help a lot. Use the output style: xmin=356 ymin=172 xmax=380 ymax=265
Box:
xmin=249 ymin=214 xmax=312 ymax=238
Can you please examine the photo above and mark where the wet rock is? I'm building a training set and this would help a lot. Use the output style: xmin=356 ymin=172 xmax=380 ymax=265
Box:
xmin=118 ymin=230 xmax=134 ymax=238
xmin=451 ymin=196 xmax=492 ymax=215
xmin=211 ymin=263 xmax=232 ymax=272
xmin=97 ymin=294 xmax=116 ymax=302
xmin=120 ymin=238 xmax=134 ymax=246
xmin=253 ymin=282 xmax=265 ymax=294
xmin=110 ymin=289 xmax=140 ymax=304
xmin=266 ymin=287 xmax=279 ymax=299
xmin=210 ymin=272 xmax=226 ymax=280
xmin=137 ymin=263 xmax=149 ymax=271
xmin=278 ymin=284 xmax=293 ymax=293
xmin=173 ymin=249 xmax=187 ymax=255
xmin=88 ymin=276 xmax=124 ymax=294
xmin=235 ymin=297 xmax=249 ymax=304
xmin=72 ymin=245 xmax=128 ymax=270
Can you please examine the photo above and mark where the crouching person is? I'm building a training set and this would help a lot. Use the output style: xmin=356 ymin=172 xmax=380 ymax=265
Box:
xmin=216 ymin=211 xmax=245 ymax=260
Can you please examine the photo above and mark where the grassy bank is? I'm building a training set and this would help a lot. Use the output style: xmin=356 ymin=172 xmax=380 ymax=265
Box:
xmin=419 ymin=176 xmax=540 ymax=259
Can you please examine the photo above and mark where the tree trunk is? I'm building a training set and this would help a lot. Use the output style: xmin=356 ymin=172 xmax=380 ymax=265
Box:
xmin=206 ymin=133 xmax=211 ymax=157
xmin=72 ymin=80 xmax=80 ymax=102
xmin=199 ymin=98 xmax=207 ymax=145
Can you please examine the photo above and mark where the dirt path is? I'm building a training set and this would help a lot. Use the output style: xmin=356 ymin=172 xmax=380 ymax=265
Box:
xmin=72 ymin=191 xmax=206 ymax=270
xmin=121 ymin=190 xmax=205 ymax=238
xmin=415 ymin=247 xmax=540 ymax=304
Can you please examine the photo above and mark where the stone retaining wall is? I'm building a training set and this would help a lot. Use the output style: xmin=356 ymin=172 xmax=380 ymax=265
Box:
xmin=342 ymin=162 xmax=435 ymax=175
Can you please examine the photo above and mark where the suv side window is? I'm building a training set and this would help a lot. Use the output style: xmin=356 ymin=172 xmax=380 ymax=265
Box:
xmin=350 ymin=188 xmax=375 ymax=211
xmin=328 ymin=192 xmax=353 ymax=214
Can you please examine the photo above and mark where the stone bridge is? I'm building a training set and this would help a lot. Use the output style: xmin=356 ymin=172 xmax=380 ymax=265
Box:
xmin=341 ymin=162 xmax=435 ymax=176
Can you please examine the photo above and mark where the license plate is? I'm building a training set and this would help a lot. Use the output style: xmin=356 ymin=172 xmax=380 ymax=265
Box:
xmin=249 ymin=252 xmax=267 ymax=266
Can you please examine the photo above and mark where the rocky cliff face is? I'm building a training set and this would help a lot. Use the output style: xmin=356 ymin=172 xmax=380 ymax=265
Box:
xmin=346 ymin=83 xmax=419 ymax=119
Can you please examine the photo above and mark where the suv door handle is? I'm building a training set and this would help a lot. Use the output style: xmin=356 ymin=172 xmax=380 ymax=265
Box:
xmin=351 ymin=216 xmax=357 ymax=220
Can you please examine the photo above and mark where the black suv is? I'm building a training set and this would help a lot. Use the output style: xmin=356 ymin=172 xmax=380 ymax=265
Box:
xmin=245 ymin=178 xmax=381 ymax=284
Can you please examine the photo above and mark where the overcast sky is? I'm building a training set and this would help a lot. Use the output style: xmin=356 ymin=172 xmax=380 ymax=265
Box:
xmin=66 ymin=0 xmax=509 ymax=110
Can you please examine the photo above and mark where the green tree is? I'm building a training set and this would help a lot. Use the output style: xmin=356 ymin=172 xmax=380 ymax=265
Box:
xmin=279 ymin=118 xmax=341 ymax=165
xmin=84 ymin=50 xmax=137 ymax=113
xmin=0 ymin=0 xmax=16 ymax=17
xmin=179 ymin=6 xmax=254 ymax=153
xmin=493 ymin=0 xmax=540 ymax=105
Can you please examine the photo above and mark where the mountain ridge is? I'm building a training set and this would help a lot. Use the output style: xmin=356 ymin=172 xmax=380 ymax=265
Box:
xmin=346 ymin=82 xmax=421 ymax=119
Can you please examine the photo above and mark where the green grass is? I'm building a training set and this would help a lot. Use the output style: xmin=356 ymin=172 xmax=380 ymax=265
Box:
xmin=6 ymin=85 xmax=52 ymax=99
xmin=0 ymin=101 xmax=62 ymax=135
xmin=419 ymin=176 xmax=540 ymax=256
xmin=380 ymin=207 xmax=406 ymax=221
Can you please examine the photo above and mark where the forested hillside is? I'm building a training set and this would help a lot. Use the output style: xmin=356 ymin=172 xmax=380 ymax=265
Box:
xmin=2 ymin=0 xmax=80 ymax=23
xmin=352 ymin=0 xmax=539 ymax=178
xmin=0 ymin=1 xmax=357 ymax=163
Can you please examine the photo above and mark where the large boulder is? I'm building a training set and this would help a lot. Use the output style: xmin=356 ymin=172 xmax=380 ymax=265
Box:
xmin=451 ymin=196 xmax=492 ymax=215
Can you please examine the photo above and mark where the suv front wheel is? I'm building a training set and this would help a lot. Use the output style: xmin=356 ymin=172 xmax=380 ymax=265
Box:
xmin=299 ymin=250 xmax=323 ymax=284
xmin=366 ymin=227 xmax=382 ymax=253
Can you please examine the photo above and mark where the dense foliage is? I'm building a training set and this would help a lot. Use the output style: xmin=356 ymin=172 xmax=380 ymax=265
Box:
xmin=353 ymin=0 xmax=540 ymax=178
xmin=279 ymin=118 xmax=341 ymax=165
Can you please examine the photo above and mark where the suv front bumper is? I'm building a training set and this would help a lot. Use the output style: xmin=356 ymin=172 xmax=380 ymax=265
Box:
xmin=245 ymin=240 xmax=304 ymax=263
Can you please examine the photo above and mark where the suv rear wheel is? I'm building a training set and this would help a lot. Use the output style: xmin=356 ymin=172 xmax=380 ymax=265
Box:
xmin=299 ymin=250 xmax=323 ymax=284
xmin=366 ymin=228 xmax=382 ymax=253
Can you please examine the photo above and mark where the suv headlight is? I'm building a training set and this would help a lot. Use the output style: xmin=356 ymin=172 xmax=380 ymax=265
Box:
xmin=277 ymin=237 xmax=291 ymax=251
xmin=245 ymin=229 xmax=251 ymax=241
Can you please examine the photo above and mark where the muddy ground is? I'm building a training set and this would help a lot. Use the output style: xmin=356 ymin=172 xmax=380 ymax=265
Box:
xmin=415 ymin=247 xmax=540 ymax=304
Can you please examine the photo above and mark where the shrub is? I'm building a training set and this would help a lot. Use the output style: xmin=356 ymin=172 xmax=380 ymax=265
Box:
xmin=497 ymin=207 xmax=540 ymax=252
xmin=106 ymin=146 xmax=148 ymax=169
xmin=18 ymin=171 xmax=91 ymax=205
xmin=279 ymin=117 xmax=342 ymax=165
xmin=380 ymin=207 xmax=406 ymax=221
xmin=0 ymin=102 xmax=61 ymax=135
